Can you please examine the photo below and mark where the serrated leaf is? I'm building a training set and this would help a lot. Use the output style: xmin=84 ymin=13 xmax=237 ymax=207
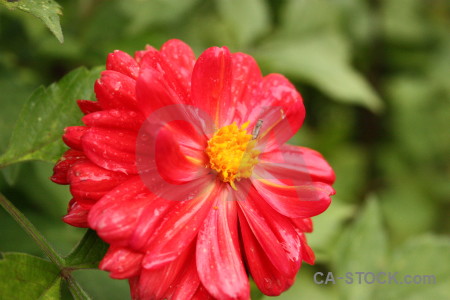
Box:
xmin=333 ymin=196 xmax=388 ymax=300
xmin=216 ymin=0 xmax=270 ymax=48
xmin=255 ymin=35 xmax=383 ymax=112
xmin=0 ymin=252 xmax=61 ymax=300
xmin=0 ymin=67 xmax=101 ymax=168
xmin=65 ymin=230 xmax=108 ymax=269
xmin=1 ymin=0 xmax=64 ymax=43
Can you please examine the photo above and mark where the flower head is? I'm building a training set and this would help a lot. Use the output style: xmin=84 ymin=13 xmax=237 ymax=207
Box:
xmin=52 ymin=39 xmax=335 ymax=299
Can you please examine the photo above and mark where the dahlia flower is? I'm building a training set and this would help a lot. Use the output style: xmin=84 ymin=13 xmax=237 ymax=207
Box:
xmin=51 ymin=39 xmax=335 ymax=299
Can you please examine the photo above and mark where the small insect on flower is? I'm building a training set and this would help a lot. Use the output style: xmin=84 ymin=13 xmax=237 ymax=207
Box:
xmin=51 ymin=39 xmax=335 ymax=300
xmin=252 ymin=119 xmax=263 ymax=139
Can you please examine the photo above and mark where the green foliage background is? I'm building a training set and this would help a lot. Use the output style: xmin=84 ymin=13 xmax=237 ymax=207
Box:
xmin=0 ymin=0 xmax=449 ymax=299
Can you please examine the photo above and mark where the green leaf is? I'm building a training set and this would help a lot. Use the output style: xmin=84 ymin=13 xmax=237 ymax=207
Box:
xmin=0 ymin=252 xmax=61 ymax=300
xmin=307 ymin=198 xmax=354 ymax=262
xmin=118 ymin=0 xmax=199 ymax=35
xmin=0 ymin=64 xmax=35 ymax=154
xmin=1 ymin=0 xmax=64 ymax=43
xmin=333 ymin=196 xmax=388 ymax=300
xmin=253 ymin=0 xmax=383 ymax=111
xmin=280 ymin=0 xmax=340 ymax=36
xmin=373 ymin=235 xmax=450 ymax=300
xmin=379 ymin=156 xmax=437 ymax=243
xmin=0 ymin=163 xmax=22 ymax=186
xmin=0 ymin=67 xmax=101 ymax=168
xmin=381 ymin=0 xmax=430 ymax=45
xmin=11 ymin=161 xmax=71 ymax=217
xmin=39 ymin=277 xmax=62 ymax=300
xmin=65 ymin=230 xmax=108 ymax=269
xmin=255 ymin=34 xmax=383 ymax=112
xmin=216 ymin=0 xmax=270 ymax=48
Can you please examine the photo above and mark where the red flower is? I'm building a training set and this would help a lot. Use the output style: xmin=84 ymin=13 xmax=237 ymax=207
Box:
xmin=51 ymin=39 xmax=335 ymax=299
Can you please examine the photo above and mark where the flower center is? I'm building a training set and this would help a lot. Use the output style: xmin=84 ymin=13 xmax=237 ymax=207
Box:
xmin=205 ymin=121 xmax=260 ymax=190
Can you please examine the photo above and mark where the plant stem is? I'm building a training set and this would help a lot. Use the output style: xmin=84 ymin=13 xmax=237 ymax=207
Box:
xmin=63 ymin=270 xmax=92 ymax=300
xmin=0 ymin=192 xmax=65 ymax=268
xmin=0 ymin=192 xmax=93 ymax=299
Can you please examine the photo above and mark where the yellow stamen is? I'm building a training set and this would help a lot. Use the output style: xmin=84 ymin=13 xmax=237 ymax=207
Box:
xmin=205 ymin=121 xmax=260 ymax=190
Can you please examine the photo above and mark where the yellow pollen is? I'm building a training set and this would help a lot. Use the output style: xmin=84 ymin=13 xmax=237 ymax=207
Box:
xmin=205 ymin=121 xmax=260 ymax=190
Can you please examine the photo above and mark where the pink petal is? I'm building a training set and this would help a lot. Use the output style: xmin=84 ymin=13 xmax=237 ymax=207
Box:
xmin=137 ymin=167 xmax=214 ymax=204
xmin=135 ymin=102 xmax=213 ymax=166
xmin=191 ymin=285 xmax=215 ymax=300
xmin=154 ymin=125 xmax=208 ymax=184
xmin=259 ymin=144 xmax=335 ymax=184
xmin=82 ymin=109 xmax=145 ymax=131
xmin=249 ymin=74 xmax=305 ymax=152
xmin=106 ymin=50 xmax=139 ymax=79
xmin=94 ymin=70 xmax=137 ymax=110
xmin=141 ymin=181 xmax=218 ymax=269
xmin=134 ymin=45 xmax=157 ymax=65
xmin=230 ymin=52 xmax=263 ymax=125
xmin=128 ymin=276 xmax=140 ymax=300
xmin=136 ymin=116 xmax=214 ymax=202
xmin=168 ymin=252 xmax=201 ymax=300
xmin=77 ymin=100 xmax=102 ymax=115
xmin=162 ymin=120 xmax=208 ymax=154
xmin=88 ymin=177 xmax=152 ymax=246
xmin=99 ymin=246 xmax=143 ymax=279
xmin=160 ymin=39 xmax=196 ymax=93
xmin=251 ymin=170 xmax=334 ymax=218
xmin=191 ymin=46 xmax=234 ymax=126
xmin=128 ymin=197 xmax=177 ymax=252
xmin=62 ymin=126 xmax=87 ymax=150
xmin=238 ymin=209 xmax=295 ymax=296
xmin=67 ymin=161 xmax=129 ymax=207
xmin=137 ymin=245 xmax=194 ymax=299
xmin=196 ymin=185 xmax=249 ymax=300
xmin=299 ymin=233 xmax=315 ymax=265
xmin=291 ymin=217 xmax=313 ymax=233
xmin=63 ymin=199 xmax=89 ymax=228
xmin=136 ymin=67 xmax=184 ymax=117
xmin=51 ymin=150 xmax=87 ymax=184
xmin=81 ymin=127 xmax=137 ymax=174
xmin=137 ymin=47 xmax=190 ymax=107
xmin=236 ymin=183 xmax=301 ymax=277
xmin=129 ymin=176 xmax=213 ymax=252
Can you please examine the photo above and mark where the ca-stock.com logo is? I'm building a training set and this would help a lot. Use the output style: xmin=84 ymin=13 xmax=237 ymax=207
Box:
xmin=314 ymin=272 xmax=436 ymax=285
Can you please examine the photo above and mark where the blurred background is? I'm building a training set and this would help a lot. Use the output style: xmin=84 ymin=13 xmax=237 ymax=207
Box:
xmin=0 ymin=0 xmax=449 ymax=299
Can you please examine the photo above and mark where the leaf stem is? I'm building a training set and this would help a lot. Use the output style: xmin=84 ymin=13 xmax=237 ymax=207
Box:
xmin=0 ymin=192 xmax=93 ymax=299
xmin=62 ymin=269 xmax=92 ymax=300
xmin=0 ymin=192 xmax=65 ymax=268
